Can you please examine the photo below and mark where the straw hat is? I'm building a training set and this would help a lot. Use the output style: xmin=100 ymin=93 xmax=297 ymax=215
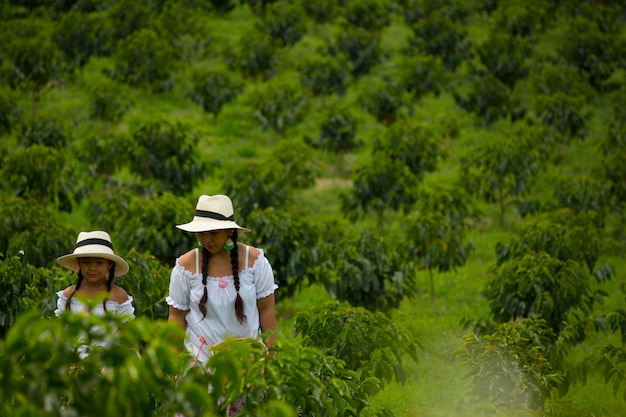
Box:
xmin=57 ymin=231 xmax=129 ymax=277
xmin=176 ymin=194 xmax=249 ymax=233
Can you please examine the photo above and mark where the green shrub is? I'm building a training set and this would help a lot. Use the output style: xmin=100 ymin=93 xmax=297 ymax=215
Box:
xmin=189 ymin=67 xmax=243 ymax=116
xmin=250 ymin=78 xmax=309 ymax=133
xmin=327 ymin=27 xmax=383 ymax=77
xmin=257 ymin=2 xmax=306 ymax=46
xmin=88 ymin=78 xmax=133 ymax=122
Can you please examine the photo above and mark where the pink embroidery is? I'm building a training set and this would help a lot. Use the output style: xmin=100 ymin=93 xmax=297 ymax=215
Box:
xmin=219 ymin=279 xmax=230 ymax=296
xmin=194 ymin=335 xmax=209 ymax=364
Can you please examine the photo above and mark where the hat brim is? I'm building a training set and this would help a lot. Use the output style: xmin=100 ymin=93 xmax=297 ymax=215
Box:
xmin=175 ymin=219 xmax=250 ymax=233
xmin=57 ymin=253 xmax=129 ymax=277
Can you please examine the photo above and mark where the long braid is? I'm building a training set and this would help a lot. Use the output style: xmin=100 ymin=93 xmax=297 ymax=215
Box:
xmin=66 ymin=272 xmax=84 ymax=311
xmin=103 ymin=264 xmax=115 ymax=312
xmin=231 ymin=230 xmax=246 ymax=324
xmin=199 ymin=246 xmax=210 ymax=319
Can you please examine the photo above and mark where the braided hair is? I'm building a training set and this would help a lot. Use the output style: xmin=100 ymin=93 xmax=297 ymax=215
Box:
xmin=65 ymin=262 xmax=116 ymax=312
xmin=199 ymin=230 xmax=246 ymax=324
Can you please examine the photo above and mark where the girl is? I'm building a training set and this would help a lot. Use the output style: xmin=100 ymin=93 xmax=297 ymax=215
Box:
xmin=166 ymin=194 xmax=278 ymax=415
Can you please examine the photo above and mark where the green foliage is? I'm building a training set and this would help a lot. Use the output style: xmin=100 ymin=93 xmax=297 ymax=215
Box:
xmin=407 ymin=11 xmax=470 ymax=71
xmin=558 ymin=15 xmax=625 ymax=89
xmin=529 ymin=63 xmax=595 ymax=102
xmin=129 ymin=118 xmax=207 ymax=195
xmin=250 ymin=78 xmax=309 ymax=133
xmin=416 ymin=183 xmax=476 ymax=230
xmin=371 ymin=118 xmax=442 ymax=178
xmin=397 ymin=54 xmax=447 ymax=99
xmin=460 ymin=134 xmax=539 ymax=225
xmin=453 ymin=68 xmax=520 ymax=126
xmin=209 ymin=0 xmax=236 ymax=14
xmin=406 ymin=210 xmax=473 ymax=298
xmin=475 ymin=30 xmax=532 ymax=87
xmin=0 ymin=144 xmax=70 ymax=205
xmin=397 ymin=0 xmax=473 ymax=26
xmin=344 ymin=0 xmax=392 ymax=33
xmin=294 ymin=301 xmax=421 ymax=385
xmin=106 ymin=0 xmax=151 ymax=45
xmin=0 ymin=257 xmax=64 ymax=337
xmin=153 ymin=1 xmax=210 ymax=61
xmin=18 ymin=116 xmax=71 ymax=148
xmin=189 ymin=67 xmax=243 ymax=116
xmin=53 ymin=11 xmax=102 ymax=74
xmin=484 ymin=251 xmax=601 ymax=336
xmin=88 ymin=78 xmax=133 ymax=122
xmin=257 ymin=1 xmax=306 ymax=46
xmin=300 ymin=0 xmax=337 ymax=26
xmin=226 ymin=29 xmax=279 ymax=79
xmin=457 ymin=317 xmax=563 ymax=413
xmin=112 ymin=28 xmax=177 ymax=92
xmin=495 ymin=209 xmax=609 ymax=278
xmin=327 ymin=27 xmax=383 ymax=77
xmin=121 ymin=250 xmax=171 ymax=319
xmin=0 ymin=86 xmax=21 ymax=134
xmin=359 ymin=77 xmax=412 ymax=125
xmin=490 ymin=0 xmax=550 ymax=38
xmin=244 ymin=207 xmax=322 ymax=298
xmin=305 ymin=104 xmax=360 ymax=154
xmin=533 ymin=92 xmax=592 ymax=141
xmin=551 ymin=176 xmax=612 ymax=227
xmin=319 ymin=232 xmax=417 ymax=314
xmin=299 ymin=54 xmax=350 ymax=97
xmin=341 ymin=156 xmax=420 ymax=223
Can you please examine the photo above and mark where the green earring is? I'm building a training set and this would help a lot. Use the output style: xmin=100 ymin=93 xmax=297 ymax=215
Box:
xmin=224 ymin=237 xmax=235 ymax=251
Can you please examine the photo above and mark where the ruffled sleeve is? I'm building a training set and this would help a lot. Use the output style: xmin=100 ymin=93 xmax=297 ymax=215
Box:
xmin=253 ymin=252 xmax=278 ymax=299
xmin=165 ymin=259 xmax=191 ymax=311
xmin=54 ymin=290 xmax=66 ymax=317
xmin=116 ymin=296 xmax=135 ymax=318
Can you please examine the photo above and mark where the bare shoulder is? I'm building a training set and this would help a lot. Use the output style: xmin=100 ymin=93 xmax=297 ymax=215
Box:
xmin=110 ymin=285 xmax=131 ymax=304
xmin=178 ymin=248 xmax=198 ymax=272
xmin=61 ymin=285 xmax=76 ymax=298
xmin=243 ymin=244 xmax=262 ymax=263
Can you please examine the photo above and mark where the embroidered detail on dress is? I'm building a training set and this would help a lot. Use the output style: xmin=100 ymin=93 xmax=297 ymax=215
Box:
xmin=218 ymin=279 xmax=230 ymax=296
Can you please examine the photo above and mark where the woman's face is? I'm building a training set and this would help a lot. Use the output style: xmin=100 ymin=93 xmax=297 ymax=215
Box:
xmin=78 ymin=257 xmax=113 ymax=282
xmin=197 ymin=229 xmax=233 ymax=253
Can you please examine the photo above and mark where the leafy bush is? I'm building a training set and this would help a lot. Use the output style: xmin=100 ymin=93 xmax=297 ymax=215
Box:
xmin=319 ymin=232 xmax=417 ymax=314
xmin=475 ymin=30 xmax=532 ymax=87
xmin=398 ymin=54 xmax=447 ymax=99
xmin=129 ymin=118 xmax=207 ymax=195
xmin=359 ymin=77 xmax=412 ymax=125
xmin=88 ymin=78 xmax=133 ymax=122
xmin=299 ymin=54 xmax=350 ymax=97
xmin=344 ymin=0 xmax=392 ymax=32
xmin=294 ymin=301 xmax=421 ymax=384
xmin=533 ymin=92 xmax=592 ymax=141
xmin=18 ymin=116 xmax=71 ymax=148
xmin=112 ymin=28 xmax=177 ymax=92
xmin=53 ymin=11 xmax=103 ymax=75
xmin=189 ymin=67 xmax=243 ymax=116
xmin=327 ymin=27 xmax=383 ymax=77
xmin=490 ymin=0 xmax=550 ymax=38
xmin=257 ymin=1 xmax=306 ymax=46
xmin=305 ymin=104 xmax=360 ymax=155
xmin=0 ymin=86 xmax=21 ymax=134
xmin=226 ymin=29 xmax=279 ymax=79
xmin=250 ymin=78 xmax=309 ymax=133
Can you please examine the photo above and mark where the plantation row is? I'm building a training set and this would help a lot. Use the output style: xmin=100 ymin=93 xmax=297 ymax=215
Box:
xmin=1 ymin=0 xmax=626 ymax=415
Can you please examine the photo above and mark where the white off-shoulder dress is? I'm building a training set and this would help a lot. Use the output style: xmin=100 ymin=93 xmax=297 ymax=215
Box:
xmin=166 ymin=246 xmax=278 ymax=364
xmin=55 ymin=291 xmax=135 ymax=359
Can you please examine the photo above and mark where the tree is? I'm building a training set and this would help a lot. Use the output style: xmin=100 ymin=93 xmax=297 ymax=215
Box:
xmin=475 ymin=30 xmax=532 ymax=87
xmin=460 ymin=135 xmax=540 ymax=225
xmin=359 ymin=77 xmax=412 ymax=125
xmin=112 ymin=28 xmax=177 ymax=92
xmin=406 ymin=210 xmax=473 ymax=299
xmin=53 ymin=11 xmax=103 ymax=78
xmin=300 ymin=0 xmax=337 ymax=30
xmin=398 ymin=54 xmax=447 ymax=99
xmin=341 ymin=156 xmax=420 ymax=225
xmin=533 ymin=92 xmax=592 ymax=142
xmin=129 ymin=119 xmax=207 ymax=195
xmin=343 ymin=0 xmax=392 ymax=33
xmin=87 ymin=78 xmax=134 ymax=123
xmin=319 ymin=232 xmax=417 ymax=315
xmin=257 ymin=1 xmax=306 ymax=46
xmin=250 ymin=78 xmax=309 ymax=134
xmin=327 ymin=27 xmax=383 ymax=78
xmin=299 ymin=54 xmax=350 ymax=97
xmin=189 ymin=67 xmax=243 ymax=117
xmin=226 ymin=29 xmax=279 ymax=79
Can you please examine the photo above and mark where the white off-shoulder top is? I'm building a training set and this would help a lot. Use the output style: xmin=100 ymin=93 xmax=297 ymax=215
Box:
xmin=166 ymin=246 xmax=278 ymax=363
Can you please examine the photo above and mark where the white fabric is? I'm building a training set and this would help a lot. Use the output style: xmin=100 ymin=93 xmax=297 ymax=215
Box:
xmin=55 ymin=291 xmax=135 ymax=359
xmin=54 ymin=291 xmax=135 ymax=317
xmin=165 ymin=247 xmax=277 ymax=364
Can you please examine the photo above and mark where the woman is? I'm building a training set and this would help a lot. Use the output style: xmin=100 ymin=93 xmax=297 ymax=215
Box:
xmin=166 ymin=194 xmax=277 ymax=364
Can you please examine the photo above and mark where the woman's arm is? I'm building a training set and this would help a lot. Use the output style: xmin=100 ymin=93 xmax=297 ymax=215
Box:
xmin=168 ymin=306 xmax=188 ymax=353
xmin=257 ymin=293 xmax=277 ymax=347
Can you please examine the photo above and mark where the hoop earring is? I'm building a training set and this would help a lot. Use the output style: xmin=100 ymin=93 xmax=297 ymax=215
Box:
xmin=224 ymin=237 xmax=235 ymax=251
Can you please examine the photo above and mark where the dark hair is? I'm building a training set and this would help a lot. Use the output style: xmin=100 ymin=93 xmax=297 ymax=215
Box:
xmin=199 ymin=230 xmax=246 ymax=324
xmin=65 ymin=262 xmax=115 ymax=311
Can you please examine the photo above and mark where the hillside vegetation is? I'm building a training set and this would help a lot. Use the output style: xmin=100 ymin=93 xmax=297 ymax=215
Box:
xmin=1 ymin=0 xmax=626 ymax=416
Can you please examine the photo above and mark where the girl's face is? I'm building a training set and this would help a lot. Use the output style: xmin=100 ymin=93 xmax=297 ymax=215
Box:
xmin=78 ymin=257 xmax=113 ymax=282
xmin=197 ymin=229 xmax=232 ymax=253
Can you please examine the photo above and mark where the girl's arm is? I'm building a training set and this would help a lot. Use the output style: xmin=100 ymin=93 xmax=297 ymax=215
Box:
xmin=257 ymin=293 xmax=277 ymax=347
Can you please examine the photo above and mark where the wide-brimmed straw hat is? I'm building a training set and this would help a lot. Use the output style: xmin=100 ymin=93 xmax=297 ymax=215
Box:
xmin=176 ymin=194 xmax=250 ymax=233
xmin=57 ymin=231 xmax=129 ymax=277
